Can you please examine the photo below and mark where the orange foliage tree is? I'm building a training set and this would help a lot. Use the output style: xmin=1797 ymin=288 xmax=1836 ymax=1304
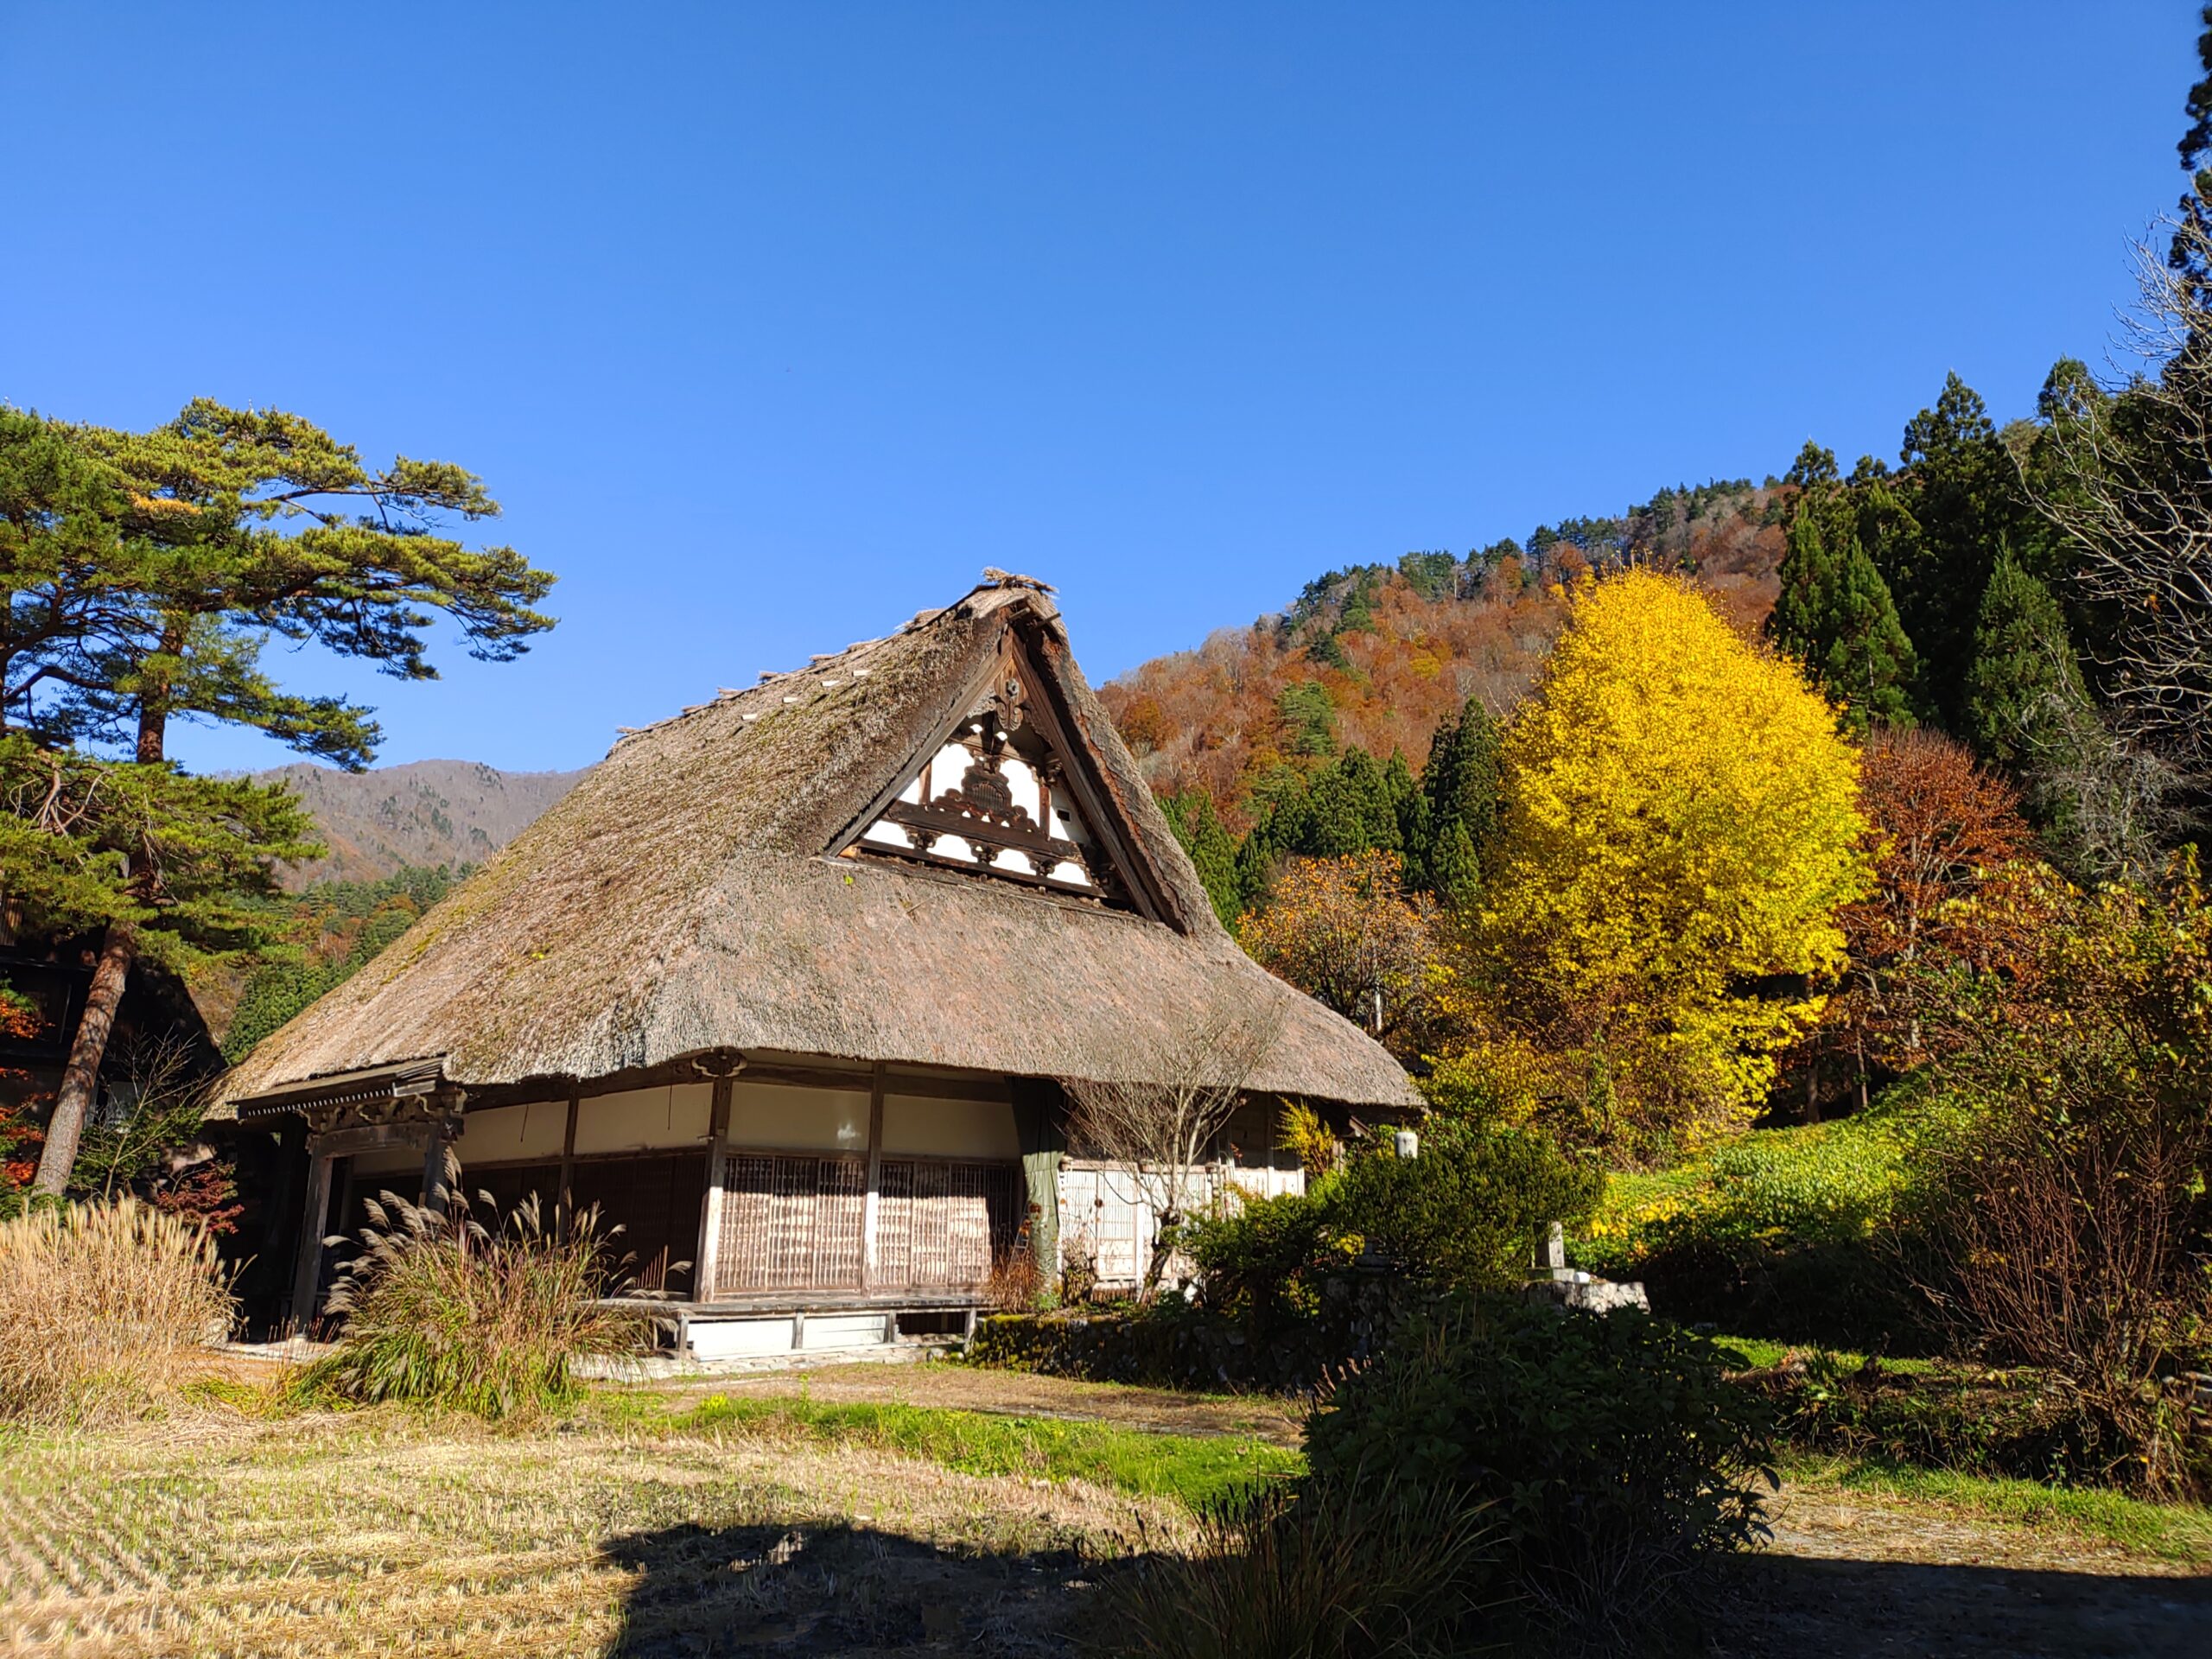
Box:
xmin=1100 ymin=490 xmax=1789 ymax=836
xmin=1237 ymin=851 xmax=1446 ymax=1059
xmin=1789 ymin=728 xmax=2036 ymax=1115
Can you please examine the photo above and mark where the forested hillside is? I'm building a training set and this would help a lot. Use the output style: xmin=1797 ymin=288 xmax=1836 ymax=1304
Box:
xmin=255 ymin=760 xmax=587 ymax=890
xmin=208 ymin=867 xmax=466 ymax=1059
xmin=1100 ymin=478 xmax=1787 ymax=833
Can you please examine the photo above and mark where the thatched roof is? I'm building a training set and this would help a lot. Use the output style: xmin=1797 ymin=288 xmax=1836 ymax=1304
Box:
xmin=214 ymin=578 xmax=1421 ymax=1116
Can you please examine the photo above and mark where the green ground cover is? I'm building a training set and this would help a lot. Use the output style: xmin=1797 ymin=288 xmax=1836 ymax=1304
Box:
xmin=616 ymin=1390 xmax=1302 ymax=1510
xmin=1783 ymin=1454 xmax=2212 ymax=1564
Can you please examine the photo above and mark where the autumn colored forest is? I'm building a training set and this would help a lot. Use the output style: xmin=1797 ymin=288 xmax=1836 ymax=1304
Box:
xmin=1102 ymin=476 xmax=1785 ymax=834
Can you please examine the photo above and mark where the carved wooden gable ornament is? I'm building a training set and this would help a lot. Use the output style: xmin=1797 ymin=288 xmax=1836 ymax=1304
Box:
xmin=829 ymin=624 xmax=1171 ymax=921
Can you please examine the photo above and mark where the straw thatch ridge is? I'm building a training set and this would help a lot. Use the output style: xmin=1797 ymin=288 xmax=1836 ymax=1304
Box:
xmin=213 ymin=579 xmax=1421 ymax=1114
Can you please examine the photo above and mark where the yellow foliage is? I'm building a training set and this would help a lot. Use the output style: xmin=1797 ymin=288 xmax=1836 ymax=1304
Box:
xmin=1480 ymin=570 xmax=1871 ymax=1144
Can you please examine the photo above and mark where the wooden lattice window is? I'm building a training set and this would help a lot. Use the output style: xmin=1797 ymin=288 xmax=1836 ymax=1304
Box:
xmin=712 ymin=1151 xmax=1020 ymax=1295
xmin=715 ymin=1153 xmax=868 ymax=1292
xmin=874 ymin=1157 xmax=1022 ymax=1289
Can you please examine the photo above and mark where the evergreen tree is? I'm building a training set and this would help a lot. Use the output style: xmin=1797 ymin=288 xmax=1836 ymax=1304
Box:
xmin=1429 ymin=817 xmax=1483 ymax=910
xmin=1382 ymin=748 xmax=1431 ymax=882
xmin=1231 ymin=826 xmax=1274 ymax=918
xmin=3 ymin=403 xmax=556 ymax=1196
xmin=1964 ymin=554 xmax=2094 ymax=771
xmin=1769 ymin=486 xmax=1919 ymax=734
xmin=1275 ymin=680 xmax=1337 ymax=757
xmin=1887 ymin=373 xmax=2039 ymax=725
xmin=2172 ymin=3 xmax=2212 ymax=299
xmin=1420 ymin=695 xmax=1504 ymax=863
xmin=1160 ymin=791 xmax=1241 ymax=929
xmin=1298 ymin=747 xmax=1402 ymax=858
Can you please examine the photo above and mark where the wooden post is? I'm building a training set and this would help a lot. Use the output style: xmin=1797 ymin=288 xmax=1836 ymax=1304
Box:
xmin=558 ymin=1089 xmax=580 ymax=1220
xmin=1013 ymin=1077 xmax=1062 ymax=1286
xmin=861 ymin=1061 xmax=887 ymax=1287
xmin=288 ymin=1149 xmax=336 ymax=1334
xmin=418 ymin=1093 xmax=464 ymax=1217
xmin=694 ymin=1075 xmax=733 ymax=1302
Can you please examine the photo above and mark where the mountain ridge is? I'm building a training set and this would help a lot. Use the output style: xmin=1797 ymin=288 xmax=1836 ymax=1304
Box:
xmin=257 ymin=758 xmax=589 ymax=890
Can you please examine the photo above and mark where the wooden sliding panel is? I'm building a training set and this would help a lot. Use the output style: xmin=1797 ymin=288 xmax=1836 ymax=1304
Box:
xmin=870 ymin=1158 xmax=1022 ymax=1290
xmin=714 ymin=1152 xmax=868 ymax=1294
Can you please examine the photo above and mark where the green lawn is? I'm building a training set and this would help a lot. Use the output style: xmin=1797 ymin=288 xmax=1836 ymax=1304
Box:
xmin=611 ymin=1390 xmax=1303 ymax=1510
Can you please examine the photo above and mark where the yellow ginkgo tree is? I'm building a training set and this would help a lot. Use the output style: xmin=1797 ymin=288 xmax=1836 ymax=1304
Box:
xmin=1476 ymin=569 xmax=1872 ymax=1151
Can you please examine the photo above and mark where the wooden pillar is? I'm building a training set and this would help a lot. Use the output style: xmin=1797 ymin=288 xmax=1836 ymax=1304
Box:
xmin=288 ymin=1147 xmax=336 ymax=1335
xmin=1013 ymin=1077 xmax=1062 ymax=1284
xmin=693 ymin=1075 xmax=733 ymax=1303
xmin=861 ymin=1061 xmax=887 ymax=1288
xmin=558 ymin=1089 xmax=580 ymax=1221
xmin=417 ymin=1092 xmax=464 ymax=1217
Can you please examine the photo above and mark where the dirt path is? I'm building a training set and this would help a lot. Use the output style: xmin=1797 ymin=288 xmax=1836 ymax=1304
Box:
xmin=1717 ymin=1484 xmax=2212 ymax=1657
xmin=664 ymin=1359 xmax=2212 ymax=1658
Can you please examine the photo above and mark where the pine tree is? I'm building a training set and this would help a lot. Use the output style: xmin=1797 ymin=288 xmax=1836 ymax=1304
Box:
xmin=1160 ymin=791 xmax=1241 ymax=929
xmin=1429 ymin=818 xmax=1483 ymax=910
xmin=1421 ymin=695 xmax=1504 ymax=858
xmin=4 ymin=402 xmax=556 ymax=1197
xmin=1769 ymin=492 xmax=1919 ymax=734
xmin=1964 ymin=554 xmax=2094 ymax=770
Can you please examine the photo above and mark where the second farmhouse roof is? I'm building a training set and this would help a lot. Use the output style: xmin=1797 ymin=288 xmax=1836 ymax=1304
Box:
xmin=216 ymin=576 xmax=1421 ymax=1115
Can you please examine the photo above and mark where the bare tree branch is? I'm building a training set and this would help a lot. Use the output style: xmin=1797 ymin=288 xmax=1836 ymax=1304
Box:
xmin=1062 ymin=1000 xmax=1284 ymax=1301
xmin=2031 ymin=216 xmax=2212 ymax=771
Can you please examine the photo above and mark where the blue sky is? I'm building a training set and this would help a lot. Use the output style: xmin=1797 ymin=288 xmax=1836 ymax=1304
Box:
xmin=3 ymin=3 xmax=2195 ymax=774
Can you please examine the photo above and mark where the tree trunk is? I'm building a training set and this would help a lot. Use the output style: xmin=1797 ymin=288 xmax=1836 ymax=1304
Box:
xmin=135 ymin=626 xmax=181 ymax=765
xmin=32 ymin=920 xmax=137 ymax=1197
xmin=1139 ymin=1204 xmax=1180 ymax=1304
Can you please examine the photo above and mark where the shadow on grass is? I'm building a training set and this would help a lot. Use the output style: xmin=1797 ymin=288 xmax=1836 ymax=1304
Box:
xmin=1713 ymin=1552 xmax=2212 ymax=1659
xmin=601 ymin=1519 xmax=1114 ymax=1656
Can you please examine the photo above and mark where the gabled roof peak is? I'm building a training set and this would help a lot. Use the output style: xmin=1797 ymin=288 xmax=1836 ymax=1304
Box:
xmin=215 ymin=572 xmax=1420 ymax=1116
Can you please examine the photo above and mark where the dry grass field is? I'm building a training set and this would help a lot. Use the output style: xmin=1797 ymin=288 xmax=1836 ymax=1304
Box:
xmin=4 ymin=1357 xmax=2209 ymax=1658
xmin=0 ymin=1389 xmax=1184 ymax=1656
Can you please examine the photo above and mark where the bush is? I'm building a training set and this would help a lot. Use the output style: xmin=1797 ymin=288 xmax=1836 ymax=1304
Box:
xmin=974 ymin=1267 xmax=1413 ymax=1395
xmin=298 ymin=1173 xmax=657 ymax=1419
xmin=1908 ymin=860 xmax=2212 ymax=1496
xmin=1330 ymin=1117 xmax=1599 ymax=1288
xmin=1097 ymin=1475 xmax=1494 ymax=1659
xmin=1745 ymin=1349 xmax=2188 ymax=1490
xmin=0 ymin=1198 xmax=234 ymax=1424
xmin=1180 ymin=1187 xmax=1347 ymax=1328
xmin=1180 ymin=1118 xmax=1598 ymax=1329
xmin=1306 ymin=1300 xmax=1773 ymax=1642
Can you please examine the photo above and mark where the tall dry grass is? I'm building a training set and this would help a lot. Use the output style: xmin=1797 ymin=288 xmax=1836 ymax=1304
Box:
xmin=0 ymin=1198 xmax=234 ymax=1424
xmin=299 ymin=1168 xmax=658 ymax=1419
xmin=1099 ymin=1476 xmax=1495 ymax=1659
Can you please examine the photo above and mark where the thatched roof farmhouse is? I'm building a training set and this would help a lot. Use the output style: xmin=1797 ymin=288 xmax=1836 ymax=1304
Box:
xmin=224 ymin=575 xmax=1418 ymax=1351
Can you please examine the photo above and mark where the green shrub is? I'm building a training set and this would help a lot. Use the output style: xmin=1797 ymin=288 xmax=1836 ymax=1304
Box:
xmin=1743 ymin=1349 xmax=2187 ymax=1489
xmin=296 ymin=1171 xmax=656 ymax=1419
xmin=1330 ymin=1120 xmax=1599 ymax=1289
xmin=1180 ymin=1187 xmax=1348 ymax=1327
xmin=1306 ymin=1300 xmax=1773 ymax=1641
xmin=1097 ymin=1475 xmax=1495 ymax=1659
xmin=1185 ymin=1118 xmax=1597 ymax=1322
